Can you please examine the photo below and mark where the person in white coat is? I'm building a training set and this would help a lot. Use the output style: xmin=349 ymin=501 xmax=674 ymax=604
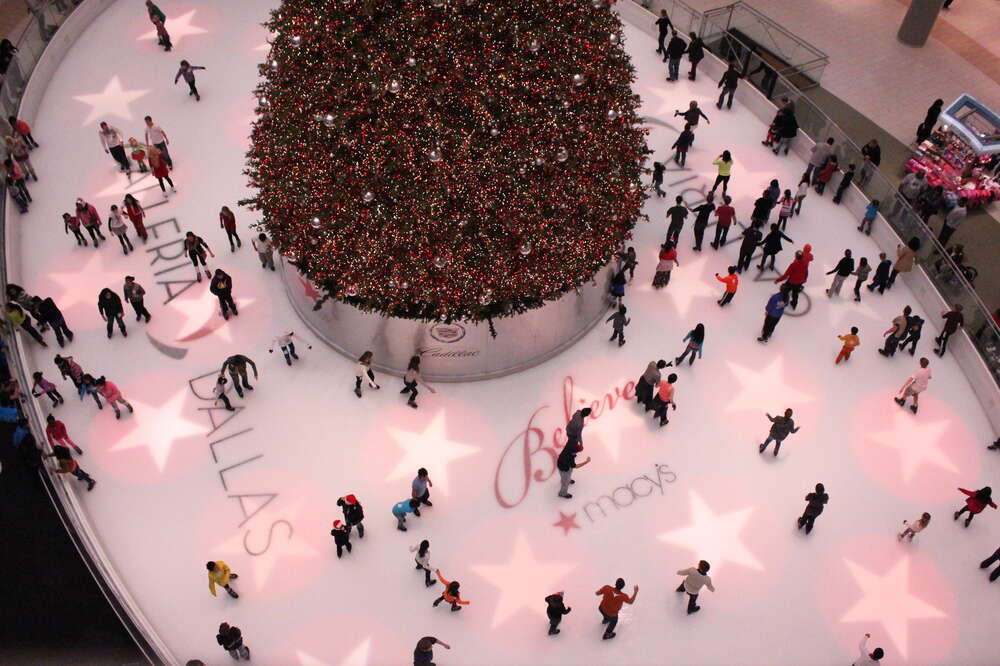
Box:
xmin=354 ymin=350 xmax=381 ymax=397
xmin=852 ymin=633 xmax=884 ymax=665
xmin=675 ymin=560 xmax=714 ymax=614
xmin=409 ymin=539 xmax=436 ymax=587
xmin=268 ymin=330 xmax=310 ymax=366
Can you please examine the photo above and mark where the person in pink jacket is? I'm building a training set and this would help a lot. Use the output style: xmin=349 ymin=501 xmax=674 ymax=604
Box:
xmin=95 ymin=376 xmax=134 ymax=419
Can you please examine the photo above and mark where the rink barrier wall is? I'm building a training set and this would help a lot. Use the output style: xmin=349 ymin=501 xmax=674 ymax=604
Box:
xmin=1 ymin=1 xmax=173 ymax=664
xmin=282 ymin=259 xmax=617 ymax=382
xmin=619 ymin=0 xmax=1000 ymax=434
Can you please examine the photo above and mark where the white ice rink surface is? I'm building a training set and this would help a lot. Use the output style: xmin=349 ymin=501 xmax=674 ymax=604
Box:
xmin=11 ymin=1 xmax=999 ymax=664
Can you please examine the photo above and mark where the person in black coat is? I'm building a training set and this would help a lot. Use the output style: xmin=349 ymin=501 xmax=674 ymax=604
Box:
xmin=545 ymin=591 xmax=572 ymax=635
xmin=216 ymin=623 xmax=250 ymax=661
xmin=687 ymin=193 xmax=715 ymax=252
xmin=867 ymin=252 xmax=891 ymax=294
xmin=773 ymin=112 xmax=799 ymax=156
xmin=833 ymin=164 xmax=856 ymax=204
xmin=916 ymin=98 xmax=943 ymax=143
xmin=751 ymin=190 xmax=775 ymax=225
xmin=686 ymin=33 xmax=705 ymax=80
xmin=717 ymin=63 xmax=739 ymax=110
xmin=337 ymin=494 xmax=365 ymax=538
xmin=737 ymin=221 xmax=763 ymax=274
xmin=825 ymin=249 xmax=855 ymax=297
xmin=209 ymin=269 xmax=238 ymax=319
xmin=654 ymin=10 xmax=673 ymax=60
xmin=665 ymin=31 xmax=687 ymax=82
xmin=859 ymin=139 xmax=881 ymax=185
xmin=32 ymin=296 xmax=73 ymax=347
xmin=330 ymin=519 xmax=352 ymax=558
xmin=97 ymin=288 xmax=126 ymax=339
xmin=758 ymin=224 xmax=793 ymax=271
xmin=798 ymin=483 xmax=828 ymax=534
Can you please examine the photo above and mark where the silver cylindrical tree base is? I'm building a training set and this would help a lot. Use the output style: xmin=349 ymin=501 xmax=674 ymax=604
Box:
xmin=281 ymin=259 xmax=615 ymax=382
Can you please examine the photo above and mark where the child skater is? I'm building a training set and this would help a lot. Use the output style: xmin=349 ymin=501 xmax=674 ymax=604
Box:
xmin=213 ymin=375 xmax=235 ymax=412
xmin=128 ymin=138 xmax=148 ymax=172
xmin=858 ymin=199 xmax=879 ymax=235
xmin=330 ymin=520 xmax=352 ymax=559
xmin=652 ymin=242 xmax=678 ymax=288
xmin=835 ymin=327 xmax=860 ymax=364
xmin=715 ymin=266 xmax=738 ymax=307
xmin=777 ymin=189 xmax=793 ymax=230
xmin=651 ymin=161 xmax=666 ymax=197
xmin=954 ymin=486 xmax=996 ymax=528
xmin=617 ymin=246 xmax=638 ymax=281
xmin=409 ymin=540 xmax=436 ymax=587
xmin=674 ymin=323 xmax=705 ymax=367
xmin=894 ymin=357 xmax=931 ymax=414
xmin=268 ymin=329 xmax=310 ymax=366
xmin=95 ymin=376 xmax=133 ymax=420
xmin=354 ymin=350 xmax=381 ymax=397
xmin=31 ymin=370 xmax=63 ymax=406
xmin=174 ymin=60 xmax=206 ymax=100
xmin=45 ymin=414 xmax=81 ymax=454
xmin=433 ymin=570 xmax=470 ymax=612
xmin=792 ymin=175 xmax=808 ymax=216
xmin=545 ymin=591 xmax=572 ymax=636
xmin=401 ymin=355 xmax=435 ymax=409
xmin=606 ymin=304 xmax=630 ymax=347
xmin=898 ymin=512 xmax=931 ymax=542
xmin=108 ymin=205 xmax=134 ymax=255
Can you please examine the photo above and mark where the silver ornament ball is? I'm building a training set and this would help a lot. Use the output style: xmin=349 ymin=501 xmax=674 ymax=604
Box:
xmin=610 ymin=33 xmax=620 ymax=45
xmin=556 ymin=148 xmax=569 ymax=162
xmin=528 ymin=39 xmax=540 ymax=53
xmin=322 ymin=114 xmax=335 ymax=128
xmin=572 ymin=73 xmax=585 ymax=87
xmin=519 ymin=242 xmax=532 ymax=255
xmin=407 ymin=57 xmax=417 ymax=67
xmin=607 ymin=109 xmax=619 ymax=120
xmin=387 ymin=80 xmax=401 ymax=94
xmin=433 ymin=255 xmax=447 ymax=268
xmin=310 ymin=216 xmax=321 ymax=228
xmin=290 ymin=35 xmax=302 ymax=47
xmin=533 ymin=157 xmax=544 ymax=167
xmin=362 ymin=191 xmax=375 ymax=203
xmin=490 ymin=128 xmax=500 ymax=137
xmin=428 ymin=149 xmax=442 ymax=163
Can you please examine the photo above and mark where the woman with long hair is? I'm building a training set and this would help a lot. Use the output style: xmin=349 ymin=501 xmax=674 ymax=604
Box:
xmin=354 ymin=350 xmax=380 ymax=397
xmin=123 ymin=193 xmax=147 ymax=242
xmin=432 ymin=570 xmax=470 ymax=611
xmin=710 ymin=150 xmax=733 ymax=195
xmin=409 ymin=539 xmax=436 ymax=587
xmin=954 ymin=486 xmax=996 ymax=528
xmin=401 ymin=355 xmax=436 ymax=408
xmin=147 ymin=144 xmax=175 ymax=198
xmin=674 ymin=323 xmax=705 ymax=367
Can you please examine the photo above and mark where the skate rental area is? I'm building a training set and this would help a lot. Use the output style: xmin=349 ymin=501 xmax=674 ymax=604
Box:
xmin=5 ymin=0 xmax=1000 ymax=664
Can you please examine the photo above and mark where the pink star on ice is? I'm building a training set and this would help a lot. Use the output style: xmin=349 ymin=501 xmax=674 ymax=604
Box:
xmin=385 ymin=412 xmax=478 ymax=494
xmin=470 ymin=532 xmax=577 ymax=627
xmin=553 ymin=511 xmax=580 ymax=536
xmin=72 ymin=76 xmax=150 ymax=126
xmin=658 ymin=489 xmax=763 ymax=573
xmin=46 ymin=250 xmax=136 ymax=310
xmin=138 ymin=10 xmax=207 ymax=47
xmin=725 ymin=357 xmax=814 ymax=413
xmin=108 ymin=389 xmax=205 ymax=472
xmin=840 ymin=555 xmax=946 ymax=659
xmin=867 ymin=411 xmax=956 ymax=482
xmin=296 ymin=637 xmax=370 ymax=666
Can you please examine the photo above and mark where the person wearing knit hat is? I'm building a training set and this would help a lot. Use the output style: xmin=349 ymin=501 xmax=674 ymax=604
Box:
xmin=330 ymin=519 xmax=352 ymax=558
xmin=76 ymin=198 xmax=106 ymax=247
xmin=852 ymin=633 xmax=883 ymax=665
xmin=336 ymin=494 xmax=365 ymax=538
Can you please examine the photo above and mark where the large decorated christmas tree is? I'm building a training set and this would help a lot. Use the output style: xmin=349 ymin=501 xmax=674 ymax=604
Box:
xmin=244 ymin=0 xmax=648 ymax=323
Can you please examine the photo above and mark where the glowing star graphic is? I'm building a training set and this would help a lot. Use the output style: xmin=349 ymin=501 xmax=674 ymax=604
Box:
xmin=95 ymin=171 xmax=162 ymax=199
xmin=471 ymin=532 xmax=577 ymax=628
xmin=726 ymin=357 xmax=814 ymax=413
xmin=658 ymin=490 xmax=763 ymax=572
xmin=139 ymin=10 xmax=207 ymax=47
xmin=48 ymin=251 xmax=131 ymax=309
xmin=867 ymin=412 xmax=956 ymax=482
xmin=212 ymin=499 xmax=318 ymax=591
xmin=72 ymin=76 xmax=151 ymax=126
xmin=297 ymin=638 xmax=371 ymax=666
xmin=385 ymin=412 xmax=478 ymax=493
xmin=640 ymin=85 xmax=686 ymax=120
xmin=109 ymin=389 xmax=205 ymax=471
xmin=169 ymin=290 xmax=257 ymax=343
xmin=840 ymin=555 xmax=946 ymax=658
xmin=553 ymin=511 xmax=580 ymax=536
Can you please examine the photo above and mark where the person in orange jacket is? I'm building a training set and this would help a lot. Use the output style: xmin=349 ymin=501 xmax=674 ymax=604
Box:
xmin=207 ymin=560 xmax=239 ymax=598
xmin=715 ymin=265 xmax=738 ymax=307
xmin=835 ymin=327 xmax=861 ymax=364
xmin=433 ymin=570 xmax=470 ymax=612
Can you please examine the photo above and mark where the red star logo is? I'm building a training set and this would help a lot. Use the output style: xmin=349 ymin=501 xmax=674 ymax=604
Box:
xmin=553 ymin=511 xmax=580 ymax=536
xmin=299 ymin=275 xmax=322 ymax=304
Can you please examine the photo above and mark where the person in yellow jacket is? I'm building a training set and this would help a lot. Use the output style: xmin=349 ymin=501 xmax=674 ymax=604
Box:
xmin=207 ymin=560 xmax=239 ymax=599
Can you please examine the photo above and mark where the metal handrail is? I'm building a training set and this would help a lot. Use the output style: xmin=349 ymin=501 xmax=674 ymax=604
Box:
xmin=1 ymin=3 xmax=165 ymax=664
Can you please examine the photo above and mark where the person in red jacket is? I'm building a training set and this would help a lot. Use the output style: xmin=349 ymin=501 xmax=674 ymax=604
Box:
xmin=8 ymin=115 xmax=39 ymax=149
xmin=715 ymin=265 xmax=738 ymax=307
xmin=595 ymin=578 xmax=638 ymax=640
xmin=774 ymin=249 xmax=809 ymax=309
xmin=46 ymin=414 xmax=82 ymax=454
xmin=954 ymin=486 xmax=996 ymax=528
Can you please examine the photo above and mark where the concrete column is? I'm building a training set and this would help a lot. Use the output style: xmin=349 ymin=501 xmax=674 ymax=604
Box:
xmin=897 ymin=0 xmax=943 ymax=47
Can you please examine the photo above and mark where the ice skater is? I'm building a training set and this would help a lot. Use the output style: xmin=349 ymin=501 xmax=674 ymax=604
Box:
xmin=5 ymin=302 xmax=45 ymax=346
xmin=151 ymin=14 xmax=171 ymax=51
xmin=330 ymin=520 xmax=352 ymax=558
xmin=77 ymin=374 xmax=104 ymax=411
xmin=616 ymin=246 xmax=638 ymax=281
xmin=757 ymin=223 xmax=792 ymax=271
xmin=183 ymin=231 xmax=214 ymax=282
xmin=688 ymin=192 xmax=715 ymax=251
xmin=595 ymin=578 xmax=637 ymax=640
xmin=8 ymin=115 xmax=39 ymax=149
xmin=95 ymin=376 xmax=133 ymax=420
xmin=175 ymin=60 xmax=206 ymax=101
xmin=47 ymin=443 xmax=95 ymax=491
xmin=676 ymin=560 xmax=714 ymax=614
xmin=609 ymin=269 xmax=626 ymax=305
xmin=63 ymin=212 xmax=87 ymax=247
xmin=711 ymin=195 xmax=736 ymax=249
xmin=123 ymin=194 xmax=147 ymax=242
xmin=354 ymin=350 xmax=381 ymax=397
xmin=54 ymin=354 xmax=84 ymax=391
xmin=651 ymin=161 xmax=666 ymax=196
xmin=852 ymin=634 xmax=884 ymax=665
xmin=220 ymin=354 xmax=258 ymax=398
xmin=392 ymin=498 xmax=421 ymax=532
xmin=144 ymin=116 xmax=172 ymax=168
xmin=898 ymin=314 xmax=923 ymax=356
xmin=556 ymin=438 xmax=591 ymax=499
xmin=210 ymin=269 xmax=238 ymax=319
xmin=879 ymin=306 xmax=911 ymax=357
xmin=31 ymin=371 xmax=63 ymax=406
xmin=636 ymin=359 xmax=668 ymax=411
xmin=401 ymin=355 xmax=436 ymax=408
xmin=852 ymin=257 xmax=870 ymax=302
xmin=651 ymin=373 xmax=678 ymax=427
xmin=671 ymin=124 xmax=693 ymax=166
xmin=98 ymin=122 xmax=130 ymax=174
xmin=216 ymin=623 xmax=249 ymax=661
xmin=798 ymin=483 xmax=828 ymax=534
xmin=934 ymin=304 xmax=964 ymax=356
xmin=5 ymin=134 xmax=36 ymax=180
xmin=665 ymin=196 xmax=688 ymax=245
xmin=897 ymin=512 xmax=931 ymax=542
xmin=954 ymin=486 xmax=996 ymax=528
xmin=433 ymin=570 xmax=470 ymax=611
xmin=757 ymin=286 xmax=789 ymax=343
xmin=832 ymin=163 xmax=856 ymax=204
xmin=410 ymin=540 xmax=436 ymax=587
xmin=835 ymin=327 xmax=860 ymax=364
xmin=894 ymin=356 xmax=931 ymax=414
xmin=736 ymin=221 xmax=762 ymax=273
xmin=413 ymin=637 xmax=450 ymax=664
xmin=207 ymin=560 xmax=239 ymax=599
xmin=252 ymin=233 xmax=275 ymax=271
xmin=776 ymin=189 xmax=793 ymax=230
xmin=123 ymin=276 xmax=151 ymax=323
xmin=45 ymin=414 xmax=81 ymax=454
xmin=674 ymin=323 xmax=705 ymax=367
xmin=759 ymin=408 xmax=800 ymax=456
xmin=148 ymin=145 xmax=175 ymax=197
xmin=715 ymin=266 xmax=738 ymax=306
xmin=412 ymin=468 xmax=434 ymax=507
xmin=337 ymin=494 xmax=365 ymax=538
xmin=108 ymin=205 xmax=134 ymax=255
xmin=97 ymin=288 xmax=127 ymax=339
xmin=980 ymin=547 xmax=1000 ymax=582
xmin=127 ymin=138 xmax=147 ymax=173
xmin=545 ymin=591 xmax=571 ymax=635
xmin=710 ymin=150 xmax=732 ymax=195
xmin=606 ymin=304 xmax=630 ymax=346
xmin=858 ymin=199 xmax=879 ymax=235
xmin=652 ymin=242 xmax=678 ymax=288
xmin=826 ymin=249 xmax=854 ymax=297
xmin=268 ymin=329 xmax=309 ymax=365
xmin=219 ymin=206 xmax=241 ymax=252
xmin=213 ymin=375 xmax=235 ymax=412
xmin=867 ymin=252 xmax=891 ymax=294
xmin=792 ymin=175 xmax=808 ymax=216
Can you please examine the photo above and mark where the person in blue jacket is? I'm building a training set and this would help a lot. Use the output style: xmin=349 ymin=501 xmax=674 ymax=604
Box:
xmin=393 ymin=498 xmax=421 ymax=532
xmin=758 ymin=286 xmax=790 ymax=343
